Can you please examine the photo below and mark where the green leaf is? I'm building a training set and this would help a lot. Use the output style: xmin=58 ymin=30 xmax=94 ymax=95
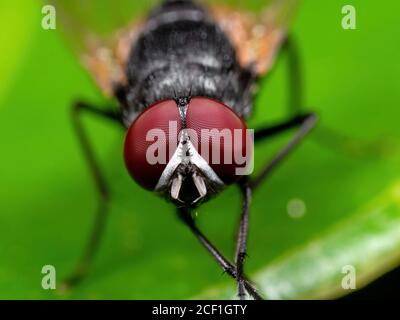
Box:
xmin=0 ymin=0 xmax=399 ymax=299
xmin=198 ymin=182 xmax=400 ymax=299
xmin=0 ymin=1 xmax=36 ymax=108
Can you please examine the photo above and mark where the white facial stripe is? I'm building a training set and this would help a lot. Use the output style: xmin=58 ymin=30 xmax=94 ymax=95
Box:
xmin=154 ymin=129 xmax=224 ymax=192
xmin=170 ymin=174 xmax=183 ymax=200
xmin=192 ymin=173 xmax=207 ymax=198
xmin=154 ymin=144 xmax=182 ymax=191
xmin=186 ymin=139 xmax=223 ymax=186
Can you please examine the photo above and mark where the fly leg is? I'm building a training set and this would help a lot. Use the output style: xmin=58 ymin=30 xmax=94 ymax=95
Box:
xmin=251 ymin=113 xmax=317 ymax=188
xmin=62 ymin=101 xmax=122 ymax=289
xmin=233 ymin=178 xmax=252 ymax=300
xmin=177 ymin=208 xmax=263 ymax=300
xmin=232 ymin=116 xmax=317 ymax=299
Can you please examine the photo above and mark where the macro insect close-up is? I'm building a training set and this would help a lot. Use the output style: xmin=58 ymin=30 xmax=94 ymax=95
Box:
xmin=0 ymin=0 xmax=400 ymax=303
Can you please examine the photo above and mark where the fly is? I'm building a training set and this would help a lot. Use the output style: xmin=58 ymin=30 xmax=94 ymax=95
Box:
xmin=54 ymin=0 xmax=317 ymax=300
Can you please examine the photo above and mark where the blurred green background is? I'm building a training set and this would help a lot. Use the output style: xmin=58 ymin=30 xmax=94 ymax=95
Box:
xmin=0 ymin=0 xmax=399 ymax=299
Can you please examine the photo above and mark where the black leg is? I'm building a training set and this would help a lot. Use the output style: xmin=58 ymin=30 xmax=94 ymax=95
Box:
xmin=232 ymin=118 xmax=315 ymax=299
xmin=234 ymin=179 xmax=251 ymax=300
xmin=62 ymin=101 xmax=122 ymax=288
xmin=254 ymin=113 xmax=314 ymax=141
xmin=251 ymin=113 xmax=318 ymax=189
xmin=177 ymin=208 xmax=263 ymax=300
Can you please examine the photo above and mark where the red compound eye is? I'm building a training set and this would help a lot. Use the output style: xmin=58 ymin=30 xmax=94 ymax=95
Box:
xmin=124 ymin=99 xmax=182 ymax=190
xmin=124 ymin=97 xmax=252 ymax=190
xmin=186 ymin=98 xmax=252 ymax=184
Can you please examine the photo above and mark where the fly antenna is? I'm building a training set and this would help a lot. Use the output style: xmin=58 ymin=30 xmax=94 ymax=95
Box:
xmin=188 ymin=85 xmax=192 ymax=100
xmin=172 ymin=87 xmax=178 ymax=101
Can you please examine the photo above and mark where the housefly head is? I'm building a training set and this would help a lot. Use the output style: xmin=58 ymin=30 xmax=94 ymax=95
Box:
xmin=123 ymin=97 xmax=253 ymax=207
